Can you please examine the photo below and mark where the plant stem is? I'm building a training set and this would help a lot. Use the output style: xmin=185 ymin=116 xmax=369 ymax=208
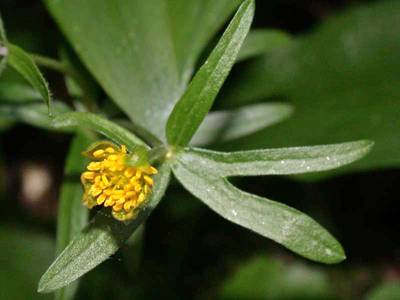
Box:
xmin=31 ymin=53 xmax=97 ymax=112
xmin=31 ymin=54 xmax=74 ymax=76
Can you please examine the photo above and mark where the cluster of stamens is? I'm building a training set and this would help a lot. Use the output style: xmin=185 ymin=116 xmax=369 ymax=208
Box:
xmin=80 ymin=142 xmax=157 ymax=221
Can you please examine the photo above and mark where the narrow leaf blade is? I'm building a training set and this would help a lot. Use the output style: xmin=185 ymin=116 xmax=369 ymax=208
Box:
xmin=191 ymin=102 xmax=293 ymax=146
xmin=55 ymin=133 xmax=92 ymax=300
xmin=38 ymin=163 xmax=171 ymax=293
xmin=50 ymin=112 xmax=147 ymax=149
xmin=182 ymin=140 xmax=373 ymax=177
xmin=7 ymin=44 xmax=52 ymax=112
xmin=166 ymin=0 xmax=254 ymax=147
xmin=173 ymin=157 xmax=345 ymax=264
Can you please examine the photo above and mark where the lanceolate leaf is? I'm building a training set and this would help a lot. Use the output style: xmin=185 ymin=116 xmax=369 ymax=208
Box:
xmin=38 ymin=163 xmax=171 ymax=293
xmin=173 ymin=156 xmax=345 ymax=264
xmin=7 ymin=44 xmax=52 ymax=113
xmin=55 ymin=133 xmax=92 ymax=300
xmin=191 ymin=102 xmax=293 ymax=146
xmin=166 ymin=0 xmax=255 ymax=147
xmin=50 ymin=112 xmax=147 ymax=149
xmin=237 ymin=29 xmax=292 ymax=62
xmin=181 ymin=140 xmax=374 ymax=176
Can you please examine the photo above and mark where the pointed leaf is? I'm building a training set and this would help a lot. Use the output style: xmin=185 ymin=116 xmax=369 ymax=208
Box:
xmin=50 ymin=112 xmax=147 ymax=149
xmin=166 ymin=0 xmax=254 ymax=147
xmin=182 ymin=140 xmax=373 ymax=177
xmin=173 ymin=156 xmax=345 ymax=264
xmin=38 ymin=163 xmax=171 ymax=293
xmin=7 ymin=44 xmax=52 ymax=112
xmin=191 ymin=102 xmax=293 ymax=146
xmin=55 ymin=133 xmax=93 ymax=300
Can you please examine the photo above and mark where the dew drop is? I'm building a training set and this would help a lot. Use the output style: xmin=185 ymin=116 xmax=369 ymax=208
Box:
xmin=232 ymin=209 xmax=238 ymax=217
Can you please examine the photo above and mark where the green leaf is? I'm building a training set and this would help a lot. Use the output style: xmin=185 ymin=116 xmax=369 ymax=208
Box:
xmin=55 ymin=133 xmax=92 ymax=300
xmin=181 ymin=140 xmax=373 ymax=177
xmin=0 ymin=226 xmax=54 ymax=300
xmin=366 ymin=282 xmax=400 ymax=300
xmin=191 ymin=102 xmax=293 ymax=146
xmin=173 ymin=152 xmax=345 ymax=264
xmin=221 ymin=1 xmax=400 ymax=176
xmin=219 ymin=255 xmax=334 ymax=300
xmin=237 ymin=29 xmax=292 ymax=62
xmin=45 ymin=0 xmax=240 ymax=140
xmin=166 ymin=0 xmax=254 ymax=147
xmin=166 ymin=0 xmax=242 ymax=84
xmin=7 ymin=44 xmax=52 ymax=112
xmin=0 ymin=13 xmax=7 ymax=76
xmin=0 ymin=102 xmax=70 ymax=130
xmin=59 ymin=45 xmax=100 ymax=101
xmin=0 ymin=13 xmax=6 ymax=42
xmin=0 ymin=81 xmax=41 ymax=103
xmin=38 ymin=163 xmax=171 ymax=293
xmin=50 ymin=112 xmax=147 ymax=149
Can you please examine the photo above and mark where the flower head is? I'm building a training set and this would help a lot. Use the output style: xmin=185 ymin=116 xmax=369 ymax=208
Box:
xmin=80 ymin=141 xmax=157 ymax=221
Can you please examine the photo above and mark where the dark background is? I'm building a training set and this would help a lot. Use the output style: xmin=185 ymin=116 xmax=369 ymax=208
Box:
xmin=0 ymin=0 xmax=399 ymax=299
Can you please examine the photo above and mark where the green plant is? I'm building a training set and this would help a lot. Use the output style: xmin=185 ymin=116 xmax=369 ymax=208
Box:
xmin=0 ymin=1 xmax=374 ymax=299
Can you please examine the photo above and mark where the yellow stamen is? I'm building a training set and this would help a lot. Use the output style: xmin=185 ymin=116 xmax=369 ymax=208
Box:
xmin=143 ymin=175 xmax=153 ymax=186
xmin=97 ymin=194 xmax=106 ymax=205
xmin=93 ymin=149 xmax=105 ymax=158
xmin=82 ymin=171 xmax=95 ymax=179
xmin=80 ymin=141 xmax=157 ymax=221
xmin=87 ymin=162 xmax=101 ymax=171
xmin=105 ymin=147 xmax=115 ymax=153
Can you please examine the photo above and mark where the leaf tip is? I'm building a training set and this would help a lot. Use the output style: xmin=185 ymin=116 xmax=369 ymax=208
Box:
xmin=321 ymin=242 xmax=346 ymax=265
xmin=355 ymin=139 xmax=375 ymax=157
xmin=37 ymin=275 xmax=52 ymax=294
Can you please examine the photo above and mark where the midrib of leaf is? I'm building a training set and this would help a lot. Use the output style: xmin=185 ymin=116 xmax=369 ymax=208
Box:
xmin=167 ymin=0 xmax=254 ymax=146
xmin=173 ymin=155 xmax=345 ymax=264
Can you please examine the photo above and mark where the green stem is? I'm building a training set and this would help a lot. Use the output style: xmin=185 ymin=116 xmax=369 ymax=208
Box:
xmin=31 ymin=54 xmax=75 ymax=77
xmin=31 ymin=54 xmax=97 ymax=112
xmin=148 ymin=146 xmax=168 ymax=165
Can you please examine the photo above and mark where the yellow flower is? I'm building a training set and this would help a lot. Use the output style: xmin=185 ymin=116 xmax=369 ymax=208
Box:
xmin=80 ymin=141 xmax=157 ymax=221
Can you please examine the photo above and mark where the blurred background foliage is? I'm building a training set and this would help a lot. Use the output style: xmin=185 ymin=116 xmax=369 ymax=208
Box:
xmin=0 ymin=0 xmax=399 ymax=299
